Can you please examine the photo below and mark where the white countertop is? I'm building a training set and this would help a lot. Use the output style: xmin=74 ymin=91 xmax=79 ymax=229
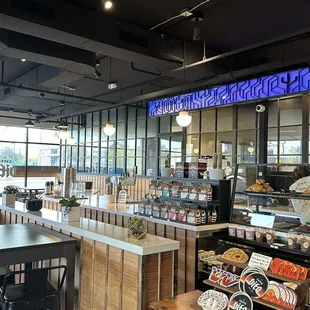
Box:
xmin=0 ymin=203 xmax=179 ymax=256
xmin=43 ymin=195 xmax=228 ymax=232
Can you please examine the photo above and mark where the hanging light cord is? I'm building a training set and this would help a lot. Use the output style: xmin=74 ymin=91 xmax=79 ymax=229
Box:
xmin=149 ymin=0 xmax=211 ymax=31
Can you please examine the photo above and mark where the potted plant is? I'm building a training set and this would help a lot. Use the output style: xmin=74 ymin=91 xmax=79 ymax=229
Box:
xmin=59 ymin=196 xmax=81 ymax=222
xmin=2 ymin=185 xmax=20 ymax=206
xmin=161 ymin=154 xmax=174 ymax=177
xmin=128 ymin=216 xmax=147 ymax=241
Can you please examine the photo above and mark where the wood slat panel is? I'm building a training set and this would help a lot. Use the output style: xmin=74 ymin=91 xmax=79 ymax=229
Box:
xmin=107 ymin=246 xmax=122 ymax=310
xmin=104 ymin=212 xmax=110 ymax=224
xmin=186 ymin=230 xmax=196 ymax=292
xmin=116 ymin=215 xmax=123 ymax=227
xmin=122 ymin=251 xmax=139 ymax=310
xmin=93 ymin=242 xmax=108 ymax=309
xmin=160 ymin=251 xmax=173 ymax=300
xmin=147 ymin=222 xmax=156 ymax=235
xmin=176 ymin=228 xmax=186 ymax=295
xmin=144 ymin=254 xmax=159 ymax=306
xmin=156 ymin=224 xmax=166 ymax=238
xmin=109 ymin=214 xmax=116 ymax=226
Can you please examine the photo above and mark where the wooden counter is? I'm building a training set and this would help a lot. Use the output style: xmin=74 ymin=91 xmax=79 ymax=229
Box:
xmin=43 ymin=195 xmax=228 ymax=294
xmin=0 ymin=203 xmax=179 ymax=310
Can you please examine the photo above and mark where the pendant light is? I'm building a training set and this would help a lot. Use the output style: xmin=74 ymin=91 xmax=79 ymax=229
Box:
xmin=103 ymin=122 xmax=116 ymax=136
xmin=59 ymin=129 xmax=69 ymax=140
xmin=25 ymin=111 xmax=35 ymax=128
xmin=248 ymin=143 xmax=255 ymax=153
xmin=176 ymin=111 xmax=192 ymax=127
xmin=58 ymin=119 xmax=68 ymax=129
xmin=103 ymin=57 xmax=116 ymax=137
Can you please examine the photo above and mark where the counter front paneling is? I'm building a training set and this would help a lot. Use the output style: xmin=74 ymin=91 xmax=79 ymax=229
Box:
xmin=43 ymin=195 xmax=228 ymax=294
xmin=0 ymin=203 xmax=179 ymax=310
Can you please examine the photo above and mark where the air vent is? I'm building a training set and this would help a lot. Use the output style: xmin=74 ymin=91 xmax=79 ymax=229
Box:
xmin=118 ymin=30 xmax=148 ymax=49
xmin=11 ymin=0 xmax=55 ymax=19
xmin=4 ymin=87 xmax=10 ymax=96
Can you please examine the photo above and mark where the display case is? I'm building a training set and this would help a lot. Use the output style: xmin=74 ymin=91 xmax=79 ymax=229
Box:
xmin=195 ymin=164 xmax=310 ymax=310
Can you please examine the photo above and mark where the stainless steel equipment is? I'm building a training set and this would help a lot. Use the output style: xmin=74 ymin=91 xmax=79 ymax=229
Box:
xmin=61 ymin=168 xmax=76 ymax=198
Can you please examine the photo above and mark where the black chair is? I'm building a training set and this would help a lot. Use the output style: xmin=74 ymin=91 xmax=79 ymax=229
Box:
xmin=0 ymin=268 xmax=14 ymax=287
xmin=0 ymin=265 xmax=67 ymax=310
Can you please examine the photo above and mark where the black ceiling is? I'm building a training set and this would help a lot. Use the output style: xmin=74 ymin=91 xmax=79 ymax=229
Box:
xmin=0 ymin=0 xmax=310 ymax=124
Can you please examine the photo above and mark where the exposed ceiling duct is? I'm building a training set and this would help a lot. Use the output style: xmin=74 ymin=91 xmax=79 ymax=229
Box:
xmin=0 ymin=0 xmax=222 ymax=78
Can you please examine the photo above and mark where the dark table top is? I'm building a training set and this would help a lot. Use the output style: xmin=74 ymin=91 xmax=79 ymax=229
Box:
xmin=0 ymin=223 xmax=76 ymax=251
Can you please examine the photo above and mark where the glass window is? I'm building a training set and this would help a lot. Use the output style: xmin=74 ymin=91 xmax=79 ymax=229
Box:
xmin=117 ymin=123 xmax=125 ymax=140
xmin=100 ymin=158 xmax=108 ymax=174
xmin=116 ymin=158 xmax=125 ymax=172
xmin=28 ymin=129 xmax=59 ymax=144
xmin=79 ymin=127 xmax=85 ymax=144
xmin=146 ymin=157 xmax=156 ymax=175
xmin=160 ymin=116 xmax=170 ymax=133
xmin=137 ymin=119 xmax=146 ymax=138
xmin=0 ymin=126 xmax=26 ymax=142
xmin=137 ymin=108 xmax=146 ymax=119
xmin=86 ymin=114 xmax=92 ymax=127
xmin=147 ymin=138 xmax=156 ymax=158
xmin=237 ymin=130 xmax=257 ymax=156
xmin=118 ymin=107 xmax=127 ymax=122
xmin=268 ymin=100 xmax=278 ymax=127
xmin=127 ymin=121 xmax=136 ymax=139
xmin=85 ymin=146 xmax=92 ymax=157
xmin=147 ymin=118 xmax=157 ymax=137
xmin=171 ymin=115 xmax=182 ymax=132
xmin=280 ymin=97 xmax=302 ymax=126
xmin=93 ymin=127 xmax=99 ymax=142
xmin=28 ymin=144 xmax=60 ymax=167
xmin=0 ymin=142 xmax=26 ymax=166
xmin=128 ymin=107 xmax=136 ymax=121
xmin=201 ymin=133 xmax=215 ymax=156
xmin=136 ymin=139 xmax=145 ymax=157
xmin=108 ymin=141 xmax=115 ymax=157
xmin=110 ymin=109 xmax=116 ymax=123
xmin=127 ymin=140 xmax=135 ymax=157
xmin=126 ymin=158 xmax=135 ymax=170
xmin=279 ymin=126 xmax=302 ymax=155
xmin=93 ymin=112 xmax=100 ymax=126
xmin=238 ymin=104 xmax=256 ymax=130
xmin=136 ymin=157 xmax=145 ymax=175
xmin=186 ymin=135 xmax=199 ymax=157
xmin=217 ymin=107 xmax=233 ymax=131
xmin=101 ymin=142 xmax=108 ymax=158
xmin=187 ymin=112 xmax=200 ymax=134
xmin=117 ymin=140 xmax=125 ymax=157
xmin=217 ymin=132 xmax=232 ymax=155
xmin=201 ymin=109 xmax=215 ymax=132
xmin=268 ymin=128 xmax=278 ymax=157
xmin=86 ymin=127 xmax=92 ymax=143
xmin=101 ymin=111 xmax=108 ymax=124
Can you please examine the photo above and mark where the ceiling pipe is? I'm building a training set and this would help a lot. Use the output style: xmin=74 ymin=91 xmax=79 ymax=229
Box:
xmin=130 ymin=62 xmax=161 ymax=77
xmin=0 ymin=82 xmax=117 ymax=105
xmin=41 ymin=54 xmax=310 ymax=121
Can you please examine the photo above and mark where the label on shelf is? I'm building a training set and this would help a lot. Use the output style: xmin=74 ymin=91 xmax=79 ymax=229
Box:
xmin=248 ymin=253 xmax=272 ymax=271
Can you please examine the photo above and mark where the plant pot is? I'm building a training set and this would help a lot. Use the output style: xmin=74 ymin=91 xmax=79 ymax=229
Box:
xmin=127 ymin=218 xmax=147 ymax=241
xmin=61 ymin=206 xmax=80 ymax=222
xmin=209 ymin=168 xmax=224 ymax=180
xmin=161 ymin=167 xmax=174 ymax=177
xmin=2 ymin=194 xmax=16 ymax=206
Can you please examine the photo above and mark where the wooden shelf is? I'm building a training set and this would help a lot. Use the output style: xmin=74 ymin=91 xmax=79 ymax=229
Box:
xmin=218 ymin=257 xmax=305 ymax=285
xmin=203 ymin=279 xmax=290 ymax=310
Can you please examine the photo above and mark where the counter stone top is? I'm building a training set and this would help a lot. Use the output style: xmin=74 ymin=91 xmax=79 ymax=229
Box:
xmin=0 ymin=203 xmax=179 ymax=256
xmin=43 ymin=195 xmax=228 ymax=232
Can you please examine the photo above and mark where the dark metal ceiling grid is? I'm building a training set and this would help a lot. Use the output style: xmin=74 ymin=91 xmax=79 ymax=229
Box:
xmin=0 ymin=0 xmax=310 ymax=123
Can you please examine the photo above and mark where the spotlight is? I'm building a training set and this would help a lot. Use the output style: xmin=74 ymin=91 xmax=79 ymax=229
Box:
xmin=104 ymin=1 xmax=113 ymax=9
xmin=108 ymin=82 xmax=117 ymax=90
xmin=21 ymin=59 xmax=26 ymax=62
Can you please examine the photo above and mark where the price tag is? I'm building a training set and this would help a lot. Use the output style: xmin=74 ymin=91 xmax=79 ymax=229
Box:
xmin=248 ymin=252 xmax=272 ymax=271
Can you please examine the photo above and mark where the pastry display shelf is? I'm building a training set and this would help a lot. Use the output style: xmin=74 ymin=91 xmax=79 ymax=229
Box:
xmin=155 ymin=177 xmax=229 ymax=184
xmin=224 ymin=236 xmax=310 ymax=260
xmin=217 ymin=257 xmax=306 ymax=285
xmin=203 ymin=279 xmax=289 ymax=310
xmin=235 ymin=191 xmax=310 ymax=201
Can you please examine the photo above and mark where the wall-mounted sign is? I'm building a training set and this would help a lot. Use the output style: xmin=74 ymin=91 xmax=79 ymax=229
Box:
xmin=148 ymin=67 xmax=310 ymax=117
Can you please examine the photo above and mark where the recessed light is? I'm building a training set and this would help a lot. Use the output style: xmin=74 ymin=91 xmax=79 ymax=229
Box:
xmin=104 ymin=1 xmax=113 ymax=9
xmin=21 ymin=59 xmax=26 ymax=62
xmin=108 ymin=82 xmax=117 ymax=90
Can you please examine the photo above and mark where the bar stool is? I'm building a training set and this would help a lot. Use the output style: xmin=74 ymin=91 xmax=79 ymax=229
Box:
xmin=0 ymin=265 xmax=67 ymax=310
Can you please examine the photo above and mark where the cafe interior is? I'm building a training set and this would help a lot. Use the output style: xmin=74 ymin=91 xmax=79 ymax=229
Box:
xmin=1 ymin=0 xmax=310 ymax=309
